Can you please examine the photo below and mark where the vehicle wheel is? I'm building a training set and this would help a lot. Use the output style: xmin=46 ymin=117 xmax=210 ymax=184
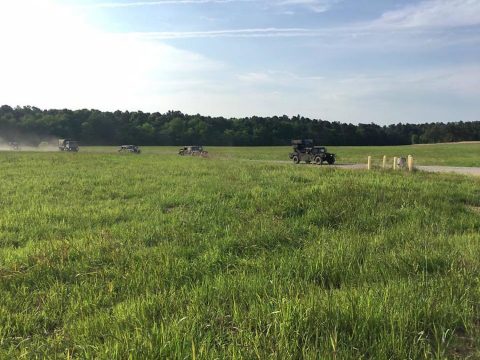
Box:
xmin=292 ymin=155 xmax=300 ymax=164
xmin=328 ymin=158 xmax=335 ymax=165
xmin=315 ymin=156 xmax=322 ymax=165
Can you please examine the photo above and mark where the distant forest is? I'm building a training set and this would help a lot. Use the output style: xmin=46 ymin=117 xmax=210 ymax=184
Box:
xmin=1 ymin=105 xmax=479 ymax=146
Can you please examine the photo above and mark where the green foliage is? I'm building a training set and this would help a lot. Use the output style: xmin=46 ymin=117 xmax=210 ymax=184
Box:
xmin=1 ymin=105 xmax=480 ymax=146
xmin=0 ymin=150 xmax=479 ymax=358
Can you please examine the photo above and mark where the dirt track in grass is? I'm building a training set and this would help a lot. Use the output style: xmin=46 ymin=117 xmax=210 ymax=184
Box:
xmin=247 ymin=159 xmax=480 ymax=177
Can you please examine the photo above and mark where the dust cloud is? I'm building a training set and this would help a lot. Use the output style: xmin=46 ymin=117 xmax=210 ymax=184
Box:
xmin=0 ymin=135 xmax=61 ymax=152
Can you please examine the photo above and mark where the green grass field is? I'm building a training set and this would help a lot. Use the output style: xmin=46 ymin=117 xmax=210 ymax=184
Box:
xmin=0 ymin=148 xmax=479 ymax=359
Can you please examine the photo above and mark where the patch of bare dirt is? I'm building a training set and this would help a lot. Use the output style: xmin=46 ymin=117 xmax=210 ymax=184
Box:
xmin=467 ymin=206 xmax=480 ymax=214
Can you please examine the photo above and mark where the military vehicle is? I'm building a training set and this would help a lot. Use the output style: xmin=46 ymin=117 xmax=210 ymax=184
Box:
xmin=289 ymin=139 xmax=335 ymax=165
xmin=118 ymin=145 xmax=141 ymax=154
xmin=178 ymin=145 xmax=208 ymax=157
xmin=8 ymin=142 xmax=19 ymax=150
xmin=58 ymin=139 xmax=79 ymax=152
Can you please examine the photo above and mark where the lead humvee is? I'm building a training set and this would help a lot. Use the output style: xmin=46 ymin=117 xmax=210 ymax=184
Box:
xmin=289 ymin=139 xmax=335 ymax=165
xmin=58 ymin=139 xmax=79 ymax=152
xmin=8 ymin=142 xmax=19 ymax=150
xmin=119 ymin=145 xmax=141 ymax=154
xmin=178 ymin=146 xmax=208 ymax=157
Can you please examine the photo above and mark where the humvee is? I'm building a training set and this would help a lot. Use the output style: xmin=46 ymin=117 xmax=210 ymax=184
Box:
xmin=178 ymin=146 xmax=208 ymax=157
xmin=58 ymin=139 xmax=79 ymax=152
xmin=289 ymin=139 xmax=335 ymax=165
xmin=8 ymin=142 xmax=19 ymax=150
xmin=119 ymin=145 xmax=141 ymax=154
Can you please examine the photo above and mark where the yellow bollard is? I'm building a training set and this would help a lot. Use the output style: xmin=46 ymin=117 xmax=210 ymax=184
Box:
xmin=393 ymin=157 xmax=397 ymax=170
xmin=367 ymin=156 xmax=372 ymax=170
xmin=408 ymin=155 xmax=414 ymax=172
xmin=382 ymin=155 xmax=386 ymax=169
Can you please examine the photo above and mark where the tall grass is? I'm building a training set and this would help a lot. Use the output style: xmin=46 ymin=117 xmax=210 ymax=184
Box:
xmin=0 ymin=151 xmax=479 ymax=358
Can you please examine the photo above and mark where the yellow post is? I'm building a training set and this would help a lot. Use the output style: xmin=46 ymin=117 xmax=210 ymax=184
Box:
xmin=367 ymin=156 xmax=372 ymax=170
xmin=408 ymin=155 xmax=414 ymax=172
xmin=393 ymin=157 xmax=397 ymax=170
xmin=382 ymin=155 xmax=386 ymax=169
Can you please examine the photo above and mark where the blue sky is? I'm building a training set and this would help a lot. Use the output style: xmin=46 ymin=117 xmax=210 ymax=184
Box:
xmin=0 ymin=0 xmax=479 ymax=124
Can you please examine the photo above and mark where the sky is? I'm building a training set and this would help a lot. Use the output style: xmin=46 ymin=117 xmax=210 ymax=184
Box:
xmin=0 ymin=0 xmax=479 ymax=124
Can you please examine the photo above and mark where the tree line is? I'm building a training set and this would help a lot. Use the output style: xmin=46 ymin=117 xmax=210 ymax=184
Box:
xmin=1 ymin=105 xmax=479 ymax=146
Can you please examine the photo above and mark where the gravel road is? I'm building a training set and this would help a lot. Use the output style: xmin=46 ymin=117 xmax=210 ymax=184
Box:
xmin=275 ymin=162 xmax=479 ymax=177
xmin=334 ymin=164 xmax=480 ymax=176
xmin=226 ymin=158 xmax=480 ymax=177
xmin=415 ymin=165 xmax=480 ymax=176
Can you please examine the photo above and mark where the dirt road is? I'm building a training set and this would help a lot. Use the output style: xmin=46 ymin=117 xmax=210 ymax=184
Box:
xmin=334 ymin=164 xmax=480 ymax=177
xmin=415 ymin=165 xmax=480 ymax=177
xmin=244 ymin=160 xmax=480 ymax=177
xmin=274 ymin=162 xmax=480 ymax=177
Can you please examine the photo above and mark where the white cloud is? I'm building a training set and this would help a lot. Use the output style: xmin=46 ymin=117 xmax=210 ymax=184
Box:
xmin=371 ymin=0 xmax=480 ymax=29
xmin=130 ymin=28 xmax=327 ymax=39
xmin=229 ymin=66 xmax=480 ymax=122
xmin=237 ymin=70 xmax=324 ymax=85
xmin=0 ymin=0 xmax=221 ymax=111
xmin=119 ymin=0 xmax=480 ymax=41
xmin=89 ymin=0 xmax=253 ymax=8
xmin=273 ymin=0 xmax=341 ymax=13
xmin=123 ymin=25 xmax=480 ymax=55
xmin=89 ymin=0 xmax=340 ymax=12
xmin=329 ymin=67 xmax=480 ymax=100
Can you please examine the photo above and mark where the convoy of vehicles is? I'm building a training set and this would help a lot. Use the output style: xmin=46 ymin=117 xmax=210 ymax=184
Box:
xmin=3 ymin=139 xmax=339 ymax=167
